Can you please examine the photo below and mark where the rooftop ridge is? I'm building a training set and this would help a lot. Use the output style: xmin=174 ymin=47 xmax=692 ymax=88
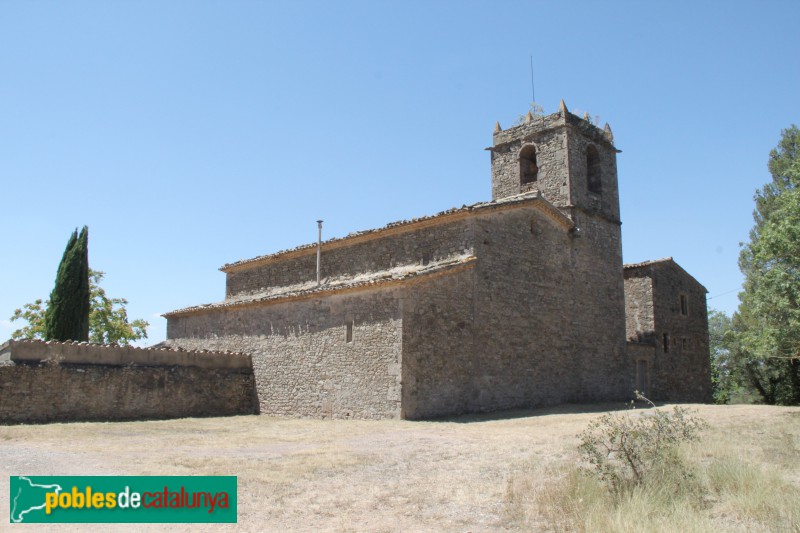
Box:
xmin=623 ymin=257 xmax=674 ymax=269
xmin=220 ymin=191 xmax=571 ymax=273
xmin=623 ymin=257 xmax=708 ymax=293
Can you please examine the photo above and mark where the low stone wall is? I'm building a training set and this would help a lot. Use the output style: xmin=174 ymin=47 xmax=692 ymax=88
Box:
xmin=0 ymin=340 xmax=258 ymax=424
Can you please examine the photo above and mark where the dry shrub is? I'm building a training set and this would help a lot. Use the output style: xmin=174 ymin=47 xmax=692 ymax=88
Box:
xmin=577 ymin=399 xmax=707 ymax=493
xmin=506 ymin=403 xmax=800 ymax=532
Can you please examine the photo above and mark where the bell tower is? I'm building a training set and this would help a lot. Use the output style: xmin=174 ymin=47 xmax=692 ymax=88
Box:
xmin=489 ymin=100 xmax=621 ymax=226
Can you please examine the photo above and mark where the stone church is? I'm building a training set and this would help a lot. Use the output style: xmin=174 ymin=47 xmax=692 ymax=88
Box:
xmin=164 ymin=102 xmax=711 ymax=419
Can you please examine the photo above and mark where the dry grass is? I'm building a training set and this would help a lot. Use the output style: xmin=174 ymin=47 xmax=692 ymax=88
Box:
xmin=506 ymin=405 xmax=800 ymax=533
xmin=0 ymin=404 xmax=798 ymax=532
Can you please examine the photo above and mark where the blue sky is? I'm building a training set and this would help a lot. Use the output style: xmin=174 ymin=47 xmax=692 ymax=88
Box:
xmin=1 ymin=1 xmax=798 ymax=345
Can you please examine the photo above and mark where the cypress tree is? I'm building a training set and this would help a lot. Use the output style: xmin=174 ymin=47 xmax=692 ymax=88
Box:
xmin=44 ymin=226 xmax=90 ymax=342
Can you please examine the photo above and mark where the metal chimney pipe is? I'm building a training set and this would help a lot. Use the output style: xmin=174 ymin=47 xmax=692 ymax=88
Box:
xmin=316 ymin=220 xmax=323 ymax=286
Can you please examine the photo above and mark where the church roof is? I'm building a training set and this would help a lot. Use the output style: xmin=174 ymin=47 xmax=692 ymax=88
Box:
xmin=164 ymin=254 xmax=477 ymax=318
xmin=623 ymin=257 xmax=675 ymax=270
xmin=623 ymin=257 xmax=708 ymax=292
xmin=220 ymin=190 xmax=573 ymax=273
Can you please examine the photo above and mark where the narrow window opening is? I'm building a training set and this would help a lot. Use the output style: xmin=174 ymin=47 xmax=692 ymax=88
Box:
xmin=519 ymin=144 xmax=538 ymax=185
xmin=345 ymin=320 xmax=353 ymax=343
xmin=422 ymin=252 xmax=430 ymax=266
xmin=587 ymin=145 xmax=602 ymax=194
xmin=663 ymin=333 xmax=670 ymax=353
xmin=680 ymin=294 xmax=689 ymax=315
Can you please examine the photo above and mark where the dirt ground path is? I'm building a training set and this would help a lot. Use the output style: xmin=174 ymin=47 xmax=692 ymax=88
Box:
xmin=1 ymin=404 xmax=797 ymax=532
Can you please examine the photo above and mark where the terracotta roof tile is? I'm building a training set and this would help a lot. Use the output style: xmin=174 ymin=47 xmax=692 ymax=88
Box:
xmin=219 ymin=191 xmax=569 ymax=272
xmin=623 ymin=257 xmax=674 ymax=269
xmin=0 ymin=338 xmax=245 ymax=356
xmin=165 ymin=254 xmax=477 ymax=318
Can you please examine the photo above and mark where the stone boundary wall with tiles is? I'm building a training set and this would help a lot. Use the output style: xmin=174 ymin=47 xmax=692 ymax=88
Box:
xmin=0 ymin=340 xmax=258 ymax=424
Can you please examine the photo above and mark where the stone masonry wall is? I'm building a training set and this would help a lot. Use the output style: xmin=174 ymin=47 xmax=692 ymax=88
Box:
xmin=491 ymin=114 xmax=570 ymax=204
xmin=624 ymin=275 xmax=655 ymax=342
xmin=474 ymin=204 xmax=627 ymax=407
xmin=472 ymin=205 xmax=582 ymax=410
xmin=624 ymin=263 xmax=711 ymax=402
xmin=483 ymin=111 xmax=630 ymax=410
xmin=564 ymin=210 xmax=629 ymax=400
xmin=491 ymin=111 xmax=616 ymax=210
xmin=401 ymin=266 xmax=476 ymax=419
xmin=402 ymin=204 xmax=629 ymax=419
xmin=627 ymin=342 xmax=656 ymax=397
xmin=167 ymin=288 xmax=403 ymax=419
xmin=650 ymin=265 xmax=712 ymax=403
xmin=225 ymin=219 xmax=474 ymax=298
xmin=567 ymin=129 xmax=621 ymax=224
xmin=0 ymin=341 xmax=256 ymax=424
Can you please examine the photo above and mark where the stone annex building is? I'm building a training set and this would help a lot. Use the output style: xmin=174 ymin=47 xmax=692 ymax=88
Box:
xmin=164 ymin=102 xmax=712 ymax=420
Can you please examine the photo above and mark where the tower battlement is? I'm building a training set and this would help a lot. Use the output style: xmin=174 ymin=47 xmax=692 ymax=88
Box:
xmin=489 ymin=101 xmax=620 ymax=224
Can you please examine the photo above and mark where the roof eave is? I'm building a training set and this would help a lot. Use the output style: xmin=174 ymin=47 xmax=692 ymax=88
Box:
xmin=166 ymin=257 xmax=477 ymax=319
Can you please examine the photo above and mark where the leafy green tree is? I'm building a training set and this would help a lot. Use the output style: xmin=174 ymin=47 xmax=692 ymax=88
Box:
xmin=10 ymin=270 xmax=148 ymax=346
xmin=9 ymin=299 xmax=47 ymax=340
xmin=736 ymin=125 xmax=800 ymax=405
xmin=44 ymin=227 xmax=90 ymax=342
xmin=708 ymin=309 xmax=735 ymax=404
xmin=87 ymin=270 xmax=149 ymax=345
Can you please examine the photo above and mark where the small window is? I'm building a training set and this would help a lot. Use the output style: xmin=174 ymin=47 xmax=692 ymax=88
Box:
xmin=680 ymin=294 xmax=689 ymax=316
xmin=519 ymin=144 xmax=538 ymax=185
xmin=682 ymin=338 xmax=688 ymax=351
xmin=421 ymin=253 xmax=431 ymax=266
xmin=663 ymin=333 xmax=670 ymax=353
xmin=345 ymin=320 xmax=353 ymax=343
xmin=587 ymin=145 xmax=602 ymax=194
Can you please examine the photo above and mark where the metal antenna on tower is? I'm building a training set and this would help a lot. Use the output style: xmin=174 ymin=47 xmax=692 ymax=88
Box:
xmin=530 ymin=55 xmax=535 ymax=105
